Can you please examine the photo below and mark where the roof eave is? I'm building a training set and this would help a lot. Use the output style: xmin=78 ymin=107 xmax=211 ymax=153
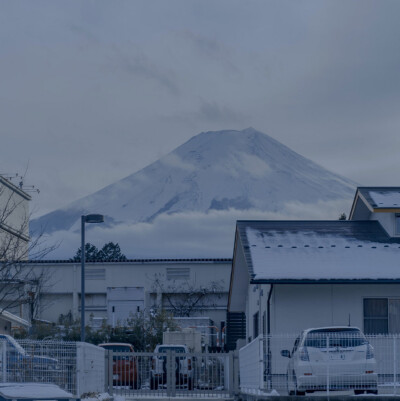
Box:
xmin=250 ymin=278 xmax=400 ymax=284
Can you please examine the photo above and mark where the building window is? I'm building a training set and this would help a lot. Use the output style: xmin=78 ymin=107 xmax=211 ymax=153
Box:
xmin=253 ymin=312 xmax=259 ymax=338
xmin=395 ymin=214 xmax=400 ymax=235
xmin=364 ymin=298 xmax=400 ymax=334
xmin=166 ymin=267 xmax=190 ymax=280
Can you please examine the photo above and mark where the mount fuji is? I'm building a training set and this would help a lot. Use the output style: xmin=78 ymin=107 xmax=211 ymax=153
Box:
xmin=32 ymin=128 xmax=356 ymax=258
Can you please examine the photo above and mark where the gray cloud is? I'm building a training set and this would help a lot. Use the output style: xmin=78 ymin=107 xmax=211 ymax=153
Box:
xmin=43 ymin=197 xmax=350 ymax=259
xmin=180 ymin=30 xmax=240 ymax=75
xmin=110 ymin=46 xmax=180 ymax=96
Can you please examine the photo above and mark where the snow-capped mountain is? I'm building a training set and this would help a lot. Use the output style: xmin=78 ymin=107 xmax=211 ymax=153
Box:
xmin=31 ymin=128 xmax=356 ymax=236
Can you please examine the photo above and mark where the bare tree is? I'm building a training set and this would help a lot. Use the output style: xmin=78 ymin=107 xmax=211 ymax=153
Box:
xmin=0 ymin=176 xmax=55 ymax=318
xmin=150 ymin=273 xmax=224 ymax=317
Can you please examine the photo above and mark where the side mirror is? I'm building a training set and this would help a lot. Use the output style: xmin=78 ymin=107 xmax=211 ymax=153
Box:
xmin=281 ymin=349 xmax=291 ymax=358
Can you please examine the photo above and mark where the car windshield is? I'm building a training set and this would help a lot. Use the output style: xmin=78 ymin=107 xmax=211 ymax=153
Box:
xmin=158 ymin=346 xmax=186 ymax=353
xmin=304 ymin=329 xmax=367 ymax=348
xmin=100 ymin=345 xmax=132 ymax=352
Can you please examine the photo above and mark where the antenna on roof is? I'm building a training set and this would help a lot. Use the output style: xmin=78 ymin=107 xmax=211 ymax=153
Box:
xmin=348 ymin=314 xmax=351 ymax=326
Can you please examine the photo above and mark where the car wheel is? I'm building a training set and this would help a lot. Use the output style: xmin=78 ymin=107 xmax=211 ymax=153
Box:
xmin=354 ymin=389 xmax=365 ymax=395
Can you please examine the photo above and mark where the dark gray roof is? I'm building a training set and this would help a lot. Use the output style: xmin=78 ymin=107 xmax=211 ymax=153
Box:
xmin=25 ymin=258 xmax=232 ymax=264
xmin=235 ymin=220 xmax=400 ymax=283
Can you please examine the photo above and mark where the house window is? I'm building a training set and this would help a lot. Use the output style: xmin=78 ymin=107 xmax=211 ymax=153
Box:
xmin=262 ymin=311 xmax=266 ymax=335
xmin=364 ymin=298 xmax=400 ymax=334
xmin=253 ymin=312 xmax=259 ymax=338
xmin=395 ymin=214 xmax=400 ymax=235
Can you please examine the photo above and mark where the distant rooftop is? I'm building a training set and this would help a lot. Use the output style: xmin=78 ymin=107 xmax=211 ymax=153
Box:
xmin=236 ymin=220 xmax=400 ymax=283
xmin=358 ymin=187 xmax=400 ymax=210
xmin=25 ymin=258 xmax=232 ymax=264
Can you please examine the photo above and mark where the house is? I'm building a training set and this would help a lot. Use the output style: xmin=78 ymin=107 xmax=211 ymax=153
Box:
xmin=0 ymin=175 xmax=31 ymax=260
xmin=0 ymin=175 xmax=32 ymax=323
xmin=228 ymin=187 xmax=400 ymax=347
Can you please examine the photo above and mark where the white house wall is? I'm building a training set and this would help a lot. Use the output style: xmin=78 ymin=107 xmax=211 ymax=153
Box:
xmin=370 ymin=211 xmax=396 ymax=237
xmin=0 ymin=177 xmax=30 ymax=259
xmin=0 ymin=181 xmax=29 ymax=235
xmin=246 ymin=283 xmax=270 ymax=341
xmin=271 ymin=283 xmax=400 ymax=334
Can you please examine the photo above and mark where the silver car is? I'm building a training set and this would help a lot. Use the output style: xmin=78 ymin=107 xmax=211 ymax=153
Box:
xmin=281 ymin=327 xmax=378 ymax=395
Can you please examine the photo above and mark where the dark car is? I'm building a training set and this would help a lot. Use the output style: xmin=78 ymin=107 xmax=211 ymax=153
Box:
xmin=99 ymin=342 xmax=139 ymax=389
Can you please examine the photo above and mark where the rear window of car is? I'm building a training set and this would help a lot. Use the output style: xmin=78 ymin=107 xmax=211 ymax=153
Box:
xmin=304 ymin=329 xmax=367 ymax=348
xmin=100 ymin=345 xmax=132 ymax=352
xmin=157 ymin=346 xmax=186 ymax=353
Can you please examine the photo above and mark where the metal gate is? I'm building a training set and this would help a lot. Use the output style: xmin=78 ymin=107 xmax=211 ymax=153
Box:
xmin=105 ymin=350 xmax=236 ymax=398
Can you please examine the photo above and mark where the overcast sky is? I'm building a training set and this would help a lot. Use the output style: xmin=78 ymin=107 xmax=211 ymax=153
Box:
xmin=2 ymin=0 xmax=400 ymax=219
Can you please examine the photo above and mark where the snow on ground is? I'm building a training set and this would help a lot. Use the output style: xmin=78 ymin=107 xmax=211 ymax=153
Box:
xmin=0 ymin=383 xmax=73 ymax=398
xmin=81 ymin=392 xmax=113 ymax=401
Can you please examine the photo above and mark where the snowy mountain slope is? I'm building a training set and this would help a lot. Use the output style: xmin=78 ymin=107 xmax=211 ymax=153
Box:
xmin=31 ymin=128 xmax=356 ymax=235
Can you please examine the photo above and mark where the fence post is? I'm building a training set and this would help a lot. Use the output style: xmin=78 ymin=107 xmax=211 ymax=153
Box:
xmin=233 ymin=350 xmax=239 ymax=395
xmin=228 ymin=351 xmax=234 ymax=397
xmin=104 ymin=351 xmax=108 ymax=393
xmin=259 ymin=336 xmax=264 ymax=391
xmin=394 ymin=336 xmax=397 ymax=395
xmin=1 ymin=341 xmax=6 ymax=383
xmin=166 ymin=350 xmax=176 ymax=397
xmin=108 ymin=350 xmax=113 ymax=395
xmin=326 ymin=335 xmax=330 ymax=397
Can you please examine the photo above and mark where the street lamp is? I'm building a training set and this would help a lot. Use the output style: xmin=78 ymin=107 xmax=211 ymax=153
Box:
xmin=81 ymin=214 xmax=104 ymax=342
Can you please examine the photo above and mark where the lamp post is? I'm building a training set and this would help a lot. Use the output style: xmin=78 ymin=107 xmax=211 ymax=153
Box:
xmin=81 ymin=214 xmax=104 ymax=342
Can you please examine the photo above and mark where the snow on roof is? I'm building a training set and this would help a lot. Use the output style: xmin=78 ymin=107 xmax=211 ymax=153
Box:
xmin=238 ymin=221 xmax=400 ymax=282
xmin=369 ymin=191 xmax=400 ymax=208
xmin=358 ymin=187 xmax=400 ymax=209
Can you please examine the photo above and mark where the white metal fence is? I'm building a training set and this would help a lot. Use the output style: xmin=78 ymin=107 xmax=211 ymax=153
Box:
xmin=240 ymin=332 xmax=400 ymax=396
xmin=0 ymin=338 xmax=78 ymax=395
xmin=106 ymin=350 xmax=235 ymax=398
xmin=0 ymin=338 xmax=106 ymax=398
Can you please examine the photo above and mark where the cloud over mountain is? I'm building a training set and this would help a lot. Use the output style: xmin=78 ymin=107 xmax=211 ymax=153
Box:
xmin=32 ymin=128 xmax=356 ymax=258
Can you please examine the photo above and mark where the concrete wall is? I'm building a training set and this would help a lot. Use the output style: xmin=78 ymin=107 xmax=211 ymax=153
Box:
xmin=29 ymin=260 xmax=232 ymax=329
xmin=76 ymin=342 xmax=105 ymax=397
